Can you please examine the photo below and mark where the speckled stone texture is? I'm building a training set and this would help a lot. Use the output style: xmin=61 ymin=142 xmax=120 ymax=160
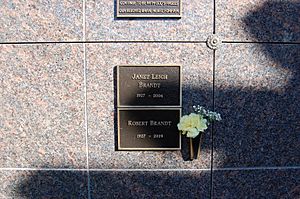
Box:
xmin=216 ymin=0 xmax=300 ymax=42
xmin=0 ymin=170 xmax=88 ymax=198
xmin=213 ymin=169 xmax=300 ymax=199
xmin=214 ymin=44 xmax=300 ymax=168
xmin=90 ymin=170 xmax=210 ymax=199
xmin=0 ymin=0 xmax=83 ymax=42
xmin=87 ymin=43 xmax=213 ymax=169
xmin=0 ymin=44 xmax=86 ymax=168
xmin=1 ymin=0 xmax=300 ymax=198
xmin=86 ymin=0 xmax=213 ymax=41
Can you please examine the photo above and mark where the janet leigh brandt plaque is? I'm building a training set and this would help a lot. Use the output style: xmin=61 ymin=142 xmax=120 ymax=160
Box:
xmin=117 ymin=65 xmax=182 ymax=107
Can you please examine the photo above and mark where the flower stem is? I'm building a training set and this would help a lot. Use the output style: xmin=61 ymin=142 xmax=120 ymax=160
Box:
xmin=197 ymin=133 xmax=203 ymax=159
xmin=190 ymin=138 xmax=194 ymax=160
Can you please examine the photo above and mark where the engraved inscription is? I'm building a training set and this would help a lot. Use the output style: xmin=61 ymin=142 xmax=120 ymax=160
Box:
xmin=132 ymin=73 xmax=168 ymax=89
xmin=127 ymin=120 xmax=172 ymax=126
xmin=117 ymin=0 xmax=181 ymax=17
xmin=136 ymin=133 xmax=164 ymax=139
xmin=131 ymin=73 xmax=168 ymax=80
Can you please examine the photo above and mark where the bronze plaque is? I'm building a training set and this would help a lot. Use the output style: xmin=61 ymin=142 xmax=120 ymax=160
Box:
xmin=117 ymin=0 xmax=182 ymax=18
xmin=117 ymin=65 xmax=182 ymax=107
xmin=118 ymin=108 xmax=181 ymax=150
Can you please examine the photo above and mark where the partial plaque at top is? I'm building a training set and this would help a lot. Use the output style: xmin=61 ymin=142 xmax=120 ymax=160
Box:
xmin=117 ymin=0 xmax=182 ymax=18
xmin=118 ymin=65 xmax=182 ymax=107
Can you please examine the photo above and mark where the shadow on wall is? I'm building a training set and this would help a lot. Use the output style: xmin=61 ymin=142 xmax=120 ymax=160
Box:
xmin=243 ymin=1 xmax=299 ymax=42
xmin=10 ymin=1 xmax=300 ymax=198
xmin=213 ymin=1 xmax=299 ymax=168
xmin=13 ymin=169 xmax=210 ymax=198
xmin=242 ymin=1 xmax=299 ymax=88
xmin=14 ymin=170 xmax=88 ymax=198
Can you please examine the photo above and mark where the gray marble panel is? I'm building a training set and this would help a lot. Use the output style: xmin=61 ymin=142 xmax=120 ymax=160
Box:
xmin=87 ymin=43 xmax=213 ymax=169
xmin=214 ymin=44 xmax=300 ymax=167
xmin=216 ymin=0 xmax=300 ymax=42
xmin=0 ymin=1 xmax=83 ymax=42
xmin=90 ymin=170 xmax=211 ymax=199
xmin=213 ymin=169 xmax=300 ymax=199
xmin=0 ymin=44 xmax=86 ymax=168
xmin=86 ymin=0 xmax=213 ymax=41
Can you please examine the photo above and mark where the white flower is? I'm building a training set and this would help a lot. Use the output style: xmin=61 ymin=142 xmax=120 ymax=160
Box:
xmin=177 ymin=113 xmax=208 ymax=138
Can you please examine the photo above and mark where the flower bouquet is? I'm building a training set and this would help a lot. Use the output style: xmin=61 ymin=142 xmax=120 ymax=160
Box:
xmin=177 ymin=105 xmax=221 ymax=160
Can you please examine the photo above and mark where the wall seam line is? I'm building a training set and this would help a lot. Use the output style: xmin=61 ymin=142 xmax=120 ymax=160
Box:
xmin=0 ymin=167 xmax=299 ymax=171
xmin=0 ymin=41 xmax=299 ymax=45
xmin=83 ymin=0 xmax=91 ymax=198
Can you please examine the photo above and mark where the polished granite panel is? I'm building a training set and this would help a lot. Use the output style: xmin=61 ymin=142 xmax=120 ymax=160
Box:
xmin=0 ymin=170 xmax=88 ymax=198
xmin=216 ymin=0 xmax=300 ymax=42
xmin=90 ymin=170 xmax=210 ymax=199
xmin=213 ymin=169 xmax=300 ymax=199
xmin=87 ymin=43 xmax=213 ymax=169
xmin=214 ymin=44 xmax=300 ymax=167
xmin=0 ymin=44 xmax=86 ymax=168
xmin=86 ymin=0 xmax=213 ymax=41
xmin=0 ymin=0 xmax=83 ymax=42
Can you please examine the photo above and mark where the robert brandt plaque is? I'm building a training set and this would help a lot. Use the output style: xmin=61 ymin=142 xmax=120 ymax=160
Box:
xmin=117 ymin=0 xmax=182 ymax=18
xmin=118 ymin=108 xmax=181 ymax=150
xmin=118 ymin=65 xmax=182 ymax=107
xmin=117 ymin=65 xmax=182 ymax=150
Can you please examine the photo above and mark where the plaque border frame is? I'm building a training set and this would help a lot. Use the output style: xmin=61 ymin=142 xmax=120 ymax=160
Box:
xmin=117 ymin=65 xmax=182 ymax=108
xmin=116 ymin=0 xmax=182 ymax=18
xmin=117 ymin=107 xmax=182 ymax=150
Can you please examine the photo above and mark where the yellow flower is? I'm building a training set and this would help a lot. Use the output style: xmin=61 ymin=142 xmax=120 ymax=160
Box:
xmin=177 ymin=113 xmax=208 ymax=138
